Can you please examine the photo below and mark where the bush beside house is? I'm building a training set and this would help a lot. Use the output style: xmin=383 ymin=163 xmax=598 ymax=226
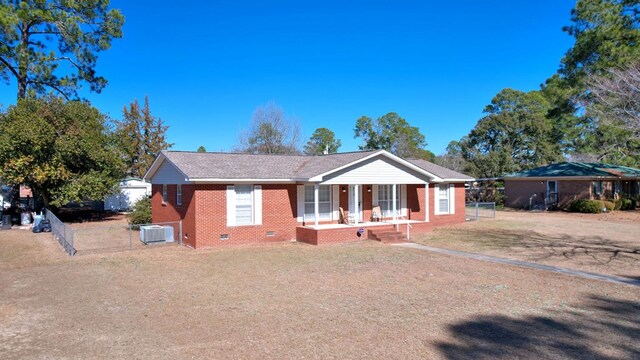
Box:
xmin=126 ymin=196 xmax=151 ymax=227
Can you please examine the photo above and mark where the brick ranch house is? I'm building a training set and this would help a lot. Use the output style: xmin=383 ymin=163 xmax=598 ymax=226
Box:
xmin=504 ymin=162 xmax=640 ymax=209
xmin=143 ymin=149 xmax=474 ymax=248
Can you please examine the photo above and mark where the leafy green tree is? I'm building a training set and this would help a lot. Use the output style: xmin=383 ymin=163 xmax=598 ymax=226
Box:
xmin=197 ymin=146 xmax=206 ymax=152
xmin=236 ymin=102 xmax=301 ymax=154
xmin=543 ymin=0 xmax=640 ymax=163
xmin=0 ymin=0 xmax=124 ymax=99
xmin=304 ymin=127 xmax=341 ymax=155
xmin=0 ymin=96 xmax=124 ymax=207
xmin=560 ymin=0 xmax=640 ymax=84
xmin=460 ymin=89 xmax=562 ymax=178
xmin=354 ymin=112 xmax=431 ymax=159
xmin=115 ymin=97 xmax=172 ymax=178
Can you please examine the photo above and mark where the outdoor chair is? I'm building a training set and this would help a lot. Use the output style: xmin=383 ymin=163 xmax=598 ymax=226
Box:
xmin=371 ymin=205 xmax=382 ymax=222
xmin=339 ymin=207 xmax=354 ymax=225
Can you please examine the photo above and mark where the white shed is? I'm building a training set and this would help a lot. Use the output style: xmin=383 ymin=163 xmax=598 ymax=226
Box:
xmin=104 ymin=178 xmax=151 ymax=212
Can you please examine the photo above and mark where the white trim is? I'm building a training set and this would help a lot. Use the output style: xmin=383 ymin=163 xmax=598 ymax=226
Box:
xmin=254 ymin=185 xmax=262 ymax=225
xmin=191 ymin=178 xmax=295 ymax=183
xmin=226 ymin=185 xmax=235 ymax=226
xmin=332 ymin=185 xmax=340 ymax=220
xmin=449 ymin=183 xmax=455 ymax=215
xmin=162 ymin=184 xmax=168 ymax=203
xmin=144 ymin=152 xmax=191 ymax=183
xmin=314 ymin=184 xmax=319 ymax=227
xmin=296 ymin=185 xmax=304 ymax=222
xmin=392 ymin=184 xmax=397 ymax=220
xmin=400 ymin=184 xmax=407 ymax=216
xmin=176 ymin=184 xmax=182 ymax=206
xmin=425 ymin=183 xmax=429 ymax=222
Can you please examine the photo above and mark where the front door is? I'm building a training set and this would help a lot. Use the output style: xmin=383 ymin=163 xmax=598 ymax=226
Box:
xmin=348 ymin=184 xmax=362 ymax=223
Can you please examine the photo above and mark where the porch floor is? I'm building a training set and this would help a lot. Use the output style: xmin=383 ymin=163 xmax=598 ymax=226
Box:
xmin=302 ymin=219 xmax=423 ymax=230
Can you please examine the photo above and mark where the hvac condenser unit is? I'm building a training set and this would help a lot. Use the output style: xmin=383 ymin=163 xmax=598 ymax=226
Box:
xmin=139 ymin=225 xmax=175 ymax=244
xmin=140 ymin=225 xmax=166 ymax=244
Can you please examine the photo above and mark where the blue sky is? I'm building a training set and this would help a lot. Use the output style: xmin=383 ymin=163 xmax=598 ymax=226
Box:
xmin=0 ymin=1 xmax=577 ymax=155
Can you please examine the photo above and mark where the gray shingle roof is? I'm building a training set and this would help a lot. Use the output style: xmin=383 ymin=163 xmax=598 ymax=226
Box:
xmin=159 ymin=150 xmax=473 ymax=181
xmin=407 ymin=159 xmax=474 ymax=180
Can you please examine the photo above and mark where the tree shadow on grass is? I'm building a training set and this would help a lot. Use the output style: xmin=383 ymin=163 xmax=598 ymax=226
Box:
xmin=438 ymin=227 xmax=640 ymax=270
xmin=436 ymin=295 xmax=640 ymax=359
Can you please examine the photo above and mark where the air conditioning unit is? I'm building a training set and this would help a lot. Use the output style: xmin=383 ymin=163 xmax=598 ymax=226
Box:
xmin=140 ymin=225 xmax=166 ymax=244
xmin=139 ymin=225 xmax=175 ymax=244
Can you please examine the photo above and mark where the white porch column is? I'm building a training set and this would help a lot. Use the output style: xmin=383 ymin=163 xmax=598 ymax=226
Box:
xmin=392 ymin=184 xmax=397 ymax=221
xmin=354 ymin=184 xmax=359 ymax=224
xmin=314 ymin=184 xmax=319 ymax=228
xmin=425 ymin=182 xmax=429 ymax=222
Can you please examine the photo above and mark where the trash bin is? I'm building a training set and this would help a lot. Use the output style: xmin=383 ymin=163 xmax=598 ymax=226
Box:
xmin=1 ymin=214 xmax=11 ymax=229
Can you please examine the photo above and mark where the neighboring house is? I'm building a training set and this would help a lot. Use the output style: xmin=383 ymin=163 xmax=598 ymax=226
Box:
xmin=143 ymin=149 xmax=473 ymax=248
xmin=503 ymin=162 xmax=640 ymax=209
xmin=104 ymin=178 xmax=152 ymax=212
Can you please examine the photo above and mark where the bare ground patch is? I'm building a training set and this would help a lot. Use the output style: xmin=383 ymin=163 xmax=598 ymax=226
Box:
xmin=416 ymin=210 xmax=640 ymax=279
xmin=0 ymin=228 xmax=639 ymax=359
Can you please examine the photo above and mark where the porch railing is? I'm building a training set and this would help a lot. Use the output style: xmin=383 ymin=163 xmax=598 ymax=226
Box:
xmin=393 ymin=210 xmax=412 ymax=240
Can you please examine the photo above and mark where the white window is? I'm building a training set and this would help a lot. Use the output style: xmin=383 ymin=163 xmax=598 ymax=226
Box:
xmin=304 ymin=185 xmax=331 ymax=220
xmin=226 ymin=185 xmax=262 ymax=226
xmin=235 ymin=185 xmax=254 ymax=225
xmin=378 ymin=185 xmax=400 ymax=217
xmin=176 ymin=184 xmax=182 ymax=206
xmin=438 ymin=184 xmax=449 ymax=213
xmin=434 ymin=183 xmax=455 ymax=215
xmin=162 ymin=184 xmax=168 ymax=203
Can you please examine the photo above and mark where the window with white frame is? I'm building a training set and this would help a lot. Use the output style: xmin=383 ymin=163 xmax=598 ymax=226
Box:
xmin=304 ymin=185 xmax=331 ymax=220
xmin=235 ymin=185 xmax=254 ymax=225
xmin=438 ymin=184 xmax=450 ymax=214
xmin=378 ymin=185 xmax=400 ymax=217
xmin=176 ymin=184 xmax=182 ymax=205
xmin=162 ymin=184 xmax=168 ymax=203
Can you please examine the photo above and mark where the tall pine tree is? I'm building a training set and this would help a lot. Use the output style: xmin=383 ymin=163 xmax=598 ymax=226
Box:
xmin=116 ymin=97 xmax=172 ymax=178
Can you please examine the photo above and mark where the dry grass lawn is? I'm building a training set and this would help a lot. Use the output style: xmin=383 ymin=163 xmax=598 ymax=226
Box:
xmin=1 ymin=218 xmax=639 ymax=359
xmin=416 ymin=210 xmax=640 ymax=279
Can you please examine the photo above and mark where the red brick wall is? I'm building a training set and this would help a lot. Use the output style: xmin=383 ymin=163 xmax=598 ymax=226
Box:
xmin=407 ymin=184 xmax=427 ymax=221
xmin=297 ymin=226 xmax=369 ymax=245
xmin=429 ymin=183 xmax=466 ymax=226
xmin=150 ymin=181 xmax=467 ymax=248
xmin=151 ymin=184 xmax=197 ymax=247
xmin=193 ymin=184 xmax=299 ymax=248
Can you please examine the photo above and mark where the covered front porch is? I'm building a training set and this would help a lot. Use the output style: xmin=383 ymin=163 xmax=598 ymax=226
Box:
xmin=296 ymin=218 xmax=432 ymax=245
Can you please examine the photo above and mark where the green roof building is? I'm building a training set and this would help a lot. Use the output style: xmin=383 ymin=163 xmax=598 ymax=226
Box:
xmin=503 ymin=162 xmax=640 ymax=210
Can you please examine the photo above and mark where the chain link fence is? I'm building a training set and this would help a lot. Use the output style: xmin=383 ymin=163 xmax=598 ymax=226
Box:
xmin=72 ymin=220 xmax=182 ymax=255
xmin=44 ymin=209 xmax=182 ymax=255
xmin=45 ymin=209 xmax=75 ymax=256
xmin=465 ymin=202 xmax=496 ymax=221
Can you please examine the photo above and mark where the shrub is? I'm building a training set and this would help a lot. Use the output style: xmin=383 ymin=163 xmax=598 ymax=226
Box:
xmin=600 ymin=200 xmax=615 ymax=212
xmin=620 ymin=198 xmax=637 ymax=210
xmin=612 ymin=199 xmax=623 ymax=210
xmin=569 ymin=199 xmax=602 ymax=213
xmin=126 ymin=196 xmax=151 ymax=227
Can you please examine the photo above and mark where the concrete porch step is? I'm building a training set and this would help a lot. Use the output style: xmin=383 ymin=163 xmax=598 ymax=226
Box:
xmin=368 ymin=230 xmax=408 ymax=244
